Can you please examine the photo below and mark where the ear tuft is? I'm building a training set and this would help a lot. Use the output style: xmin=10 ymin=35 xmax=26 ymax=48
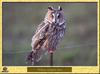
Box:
xmin=48 ymin=6 xmax=53 ymax=10
xmin=58 ymin=6 xmax=62 ymax=11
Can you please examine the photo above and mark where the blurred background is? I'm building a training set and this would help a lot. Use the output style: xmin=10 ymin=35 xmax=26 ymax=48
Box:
xmin=2 ymin=2 xmax=97 ymax=66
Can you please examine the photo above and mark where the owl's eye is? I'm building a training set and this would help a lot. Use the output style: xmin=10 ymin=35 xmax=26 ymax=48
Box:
xmin=52 ymin=13 xmax=55 ymax=18
xmin=57 ymin=13 xmax=60 ymax=18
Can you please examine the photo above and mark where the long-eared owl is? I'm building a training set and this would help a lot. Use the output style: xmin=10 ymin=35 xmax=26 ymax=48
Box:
xmin=27 ymin=6 xmax=66 ymax=65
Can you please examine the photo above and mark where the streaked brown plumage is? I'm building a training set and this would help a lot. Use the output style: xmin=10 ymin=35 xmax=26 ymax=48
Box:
xmin=27 ymin=6 xmax=66 ymax=65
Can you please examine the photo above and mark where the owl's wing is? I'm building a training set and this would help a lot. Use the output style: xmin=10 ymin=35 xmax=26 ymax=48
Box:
xmin=35 ymin=22 xmax=45 ymax=33
xmin=31 ymin=22 xmax=49 ymax=49
xmin=28 ymin=22 xmax=49 ymax=64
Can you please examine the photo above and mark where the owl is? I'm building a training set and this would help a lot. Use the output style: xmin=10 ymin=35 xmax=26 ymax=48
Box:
xmin=26 ymin=6 xmax=66 ymax=65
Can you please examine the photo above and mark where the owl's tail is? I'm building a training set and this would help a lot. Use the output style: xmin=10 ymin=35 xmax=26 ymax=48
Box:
xmin=26 ymin=51 xmax=37 ymax=65
xmin=26 ymin=49 xmax=48 ymax=65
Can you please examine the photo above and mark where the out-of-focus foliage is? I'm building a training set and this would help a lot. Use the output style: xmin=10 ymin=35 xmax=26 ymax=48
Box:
xmin=2 ymin=3 xmax=97 ymax=66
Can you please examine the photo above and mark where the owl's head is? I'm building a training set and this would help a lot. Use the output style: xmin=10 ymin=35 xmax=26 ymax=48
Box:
xmin=45 ymin=6 xmax=65 ymax=24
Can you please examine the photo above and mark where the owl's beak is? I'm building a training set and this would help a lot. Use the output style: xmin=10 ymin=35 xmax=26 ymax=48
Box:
xmin=52 ymin=18 xmax=56 ymax=23
xmin=52 ymin=17 xmax=57 ymax=24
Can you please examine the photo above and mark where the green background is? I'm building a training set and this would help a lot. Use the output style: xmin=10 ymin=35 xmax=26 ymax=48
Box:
xmin=2 ymin=2 xmax=97 ymax=66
